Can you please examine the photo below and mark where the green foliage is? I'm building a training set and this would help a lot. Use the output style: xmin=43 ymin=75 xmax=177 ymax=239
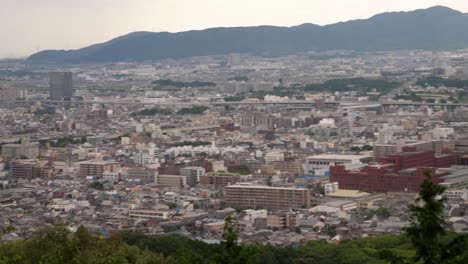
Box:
xmin=175 ymin=141 xmax=211 ymax=147
xmin=405 ymin=170 xmax=447 ymax=264
xmin=41 ymin=135 xmax=87 ymax=148
xmin=304 ymin=78 xmax=400 ymax=94
xmin=230 ymin=164 xmax=250 ymax=175
xmin=214 ymin=214 xmax=240 ymax=264
xmin=375 ymin=206 xmax=391 ymax=219
xmin=177 ymin=106 xmax=209 ymax=115
xmin=394 ymin=92 xmax=423 ymax=102
xmin=223 ymin=95 xmax=245 ymax=102
xmin=250 ymin=87 xmax=298 ymax=100
xmin=0 ymin=224 xmax=169 ymax=264
xmin=34 ymin=109 xmax=49 ymax=116
xmin=416 ymin=76 xmax=468 ymax=88
xmin=362 ymin=145 xmax=374 ymax=151
xmin=89 ymin=181 xmax=104 ymax=190
xmin=3 ymin=223 xmax=468 ymax=264
xmin=350 ymin=146 xmax=361 ymax=153
xmin=131 ymin=108 xmax=172 ymax=116
xmin=152 ymin=79 xmax=216 ymax=88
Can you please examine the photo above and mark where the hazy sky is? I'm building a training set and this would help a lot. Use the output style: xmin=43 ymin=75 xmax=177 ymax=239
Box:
xmin=2 ymin=0 xmax=468 ymax=58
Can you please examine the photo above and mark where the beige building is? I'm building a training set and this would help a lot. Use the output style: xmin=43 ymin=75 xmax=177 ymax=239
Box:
xmin=155 ymin=174 xmax=187 ymax=189
xmin=78 ymin=161 xmax=119 ymax=178
xmin=225 ymin=183 xmax=310 ymax=210
xmin=2 ymin=139 xmax=39 ymax=159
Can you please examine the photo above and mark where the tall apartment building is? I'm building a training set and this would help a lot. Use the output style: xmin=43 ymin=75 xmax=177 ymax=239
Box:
xmin=0 ymin=86 xmax=27 ymax=107
xmin=2 ymin=139 xmax=39 ymax=159
xmin=225 ymin=183 xmax=311 ymax=210
xmin=49 ymin=72 xmax=73 ymax=100
xmin=180 ymin=166 xmax=205 ymax=187
xmin=10 ymin=160 xmax=55 ymax=179
xmin=78 ymin=161 xmax=119 ymax=178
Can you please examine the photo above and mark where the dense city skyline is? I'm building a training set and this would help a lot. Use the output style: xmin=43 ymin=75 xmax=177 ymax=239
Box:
xmin=2 ymin=0 xmax=468 ymax=58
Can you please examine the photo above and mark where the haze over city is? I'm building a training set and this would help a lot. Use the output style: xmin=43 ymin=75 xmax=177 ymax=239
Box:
xmin=3 ymin=1 xmax=468 ymax=263
xmin=2 ymin=0 xmax=468 ymax=58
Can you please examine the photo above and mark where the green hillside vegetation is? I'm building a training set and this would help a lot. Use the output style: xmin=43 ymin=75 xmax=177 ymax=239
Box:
xmin=28 ymin=7 xmax=468 ymax=64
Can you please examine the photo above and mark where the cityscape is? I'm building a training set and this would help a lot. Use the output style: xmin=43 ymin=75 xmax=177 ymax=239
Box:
xmin=1 ymin=2 xmax=468 ymax=264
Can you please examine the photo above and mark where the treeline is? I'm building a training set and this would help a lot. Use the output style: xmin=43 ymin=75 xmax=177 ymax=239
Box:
xmin=304 ymin=78 xmax=400 ymax=93
xmin=224 ymin=95 xmax=245 ymax=102
xmin=177 ymin=106 xmax=209 ymax=115
xmin=416 ymin=76 xmax=468 ymax=88
xmin=39 ymin=136 xmax=87 ymax=148
xmin=131 ymin=107 xmax=172 ymax=116
xmin=0 ymin=224 xmax=169 ymax=264
xmin=152 ymin=79 xmax=216 ymax=88
xmin=2 ymin=225 xmax=467 ymax=264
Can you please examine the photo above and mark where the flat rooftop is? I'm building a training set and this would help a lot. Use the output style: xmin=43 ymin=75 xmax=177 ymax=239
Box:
xmin=226 ymin=184 xmax=308 ymax=191
xmin=306 ymin=154 xmax=372 ymax=160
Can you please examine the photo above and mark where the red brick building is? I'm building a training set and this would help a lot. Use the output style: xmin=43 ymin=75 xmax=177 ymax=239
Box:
xmin=330 ymin=150 xmax=454 ymax=192
xmin=379 ymin=150 xmax=454 ymax=171
xmin=199 ymin=172 xmax=241 ymax=188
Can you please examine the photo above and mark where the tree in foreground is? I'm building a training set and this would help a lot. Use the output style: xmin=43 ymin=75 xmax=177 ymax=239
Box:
xmin=405 ymin=169 xmax=467 ymax=264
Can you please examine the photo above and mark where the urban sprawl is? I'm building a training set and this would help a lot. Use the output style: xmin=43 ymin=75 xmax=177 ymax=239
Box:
xmin=1 ymin=50 xmax=468 ymax=244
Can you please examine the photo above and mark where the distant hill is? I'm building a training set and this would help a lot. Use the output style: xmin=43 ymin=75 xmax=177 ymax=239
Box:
xmin=28 ymin=6 xmax=468 ymax=64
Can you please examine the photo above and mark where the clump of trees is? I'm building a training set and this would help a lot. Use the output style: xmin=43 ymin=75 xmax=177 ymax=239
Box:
xmin=40 ymin=136 xmax=87 ymax=148
xmin=177 ymin=106 xmax=209 ymax=115
xmin=230 ymin=164 xmax=250 ymax=175
xmin=131 ymin=107 xmax=172 ymax=116
xmin=223 ymin=95 xmax=245 ymax=102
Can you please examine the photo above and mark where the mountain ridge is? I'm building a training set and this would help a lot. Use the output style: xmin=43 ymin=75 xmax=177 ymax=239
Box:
xmin=28 ymin=6 xmax=468 ymax=64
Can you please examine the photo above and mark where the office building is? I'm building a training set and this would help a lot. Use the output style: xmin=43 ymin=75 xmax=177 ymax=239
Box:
xmin=304 ymin=154 xmax=371 ymax=176
xmin=49 ymin=72 xmax=73 ymax=100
